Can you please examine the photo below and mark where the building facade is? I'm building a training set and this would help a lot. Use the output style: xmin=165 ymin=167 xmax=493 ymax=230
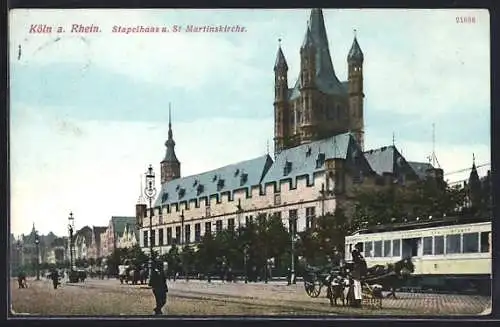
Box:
xmin=137 ymin=8 xmax=441 ymax=255
xmin=101 ymin=216 xmax=137 ymax=257
xmin=74 ymin=226 xmax=93 ymax=260
xmin=116 ymin=223 xmax=139 ymax=249
xmin=88 ymin=226 xmax=107 ymax=260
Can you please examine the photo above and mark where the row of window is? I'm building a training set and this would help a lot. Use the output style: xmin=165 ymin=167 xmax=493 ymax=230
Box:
xmin=357 ymin=231 xmax=490 ymax=258
xmin=143 ymin=207 xmax=317 ymax=247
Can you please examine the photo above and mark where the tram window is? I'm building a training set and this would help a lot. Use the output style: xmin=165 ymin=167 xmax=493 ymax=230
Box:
xmin=423 ymin=236 xmax=433 ymax=255
xmin=434 ymin=235 xmax=444 ymax=255
xmin=374 ymin=241 xmax=382 ymax=257
xmin=365 ymin=241 xmax=373 ymax=257
xmin=463 ymin=232 xmax=479 ymax=253
xmin=392 ymin=239 xmax=400 ymax=257
xmin=480 ymin=232 xmax=490 ymax=253
xmin=383 ymin=240 xmax=391 ymax=257
xmin=356 ymin=242 xmax=364 ymax=252
xmin=446 ymin=234 xmax=461 ymax=254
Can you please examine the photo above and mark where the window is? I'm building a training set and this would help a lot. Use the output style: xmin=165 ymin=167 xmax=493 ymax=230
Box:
xmin=166 ymin=227 xmax=172 ymax=245
xmin=446 ymin=234 xmax=461 ymax=254
xmin=289 ymin=209 xmax=298 ymax=233
xmin=392 ymin=239 xmax=400 ymax=257
xmin=383 ymin=240 xmax=391 ymax=257
xmin=175 ymin=226 xmax=181 ymax=244
xmin=463 ymin=232 xmax=479 ymax=253
xmin=185 ymin=224 xmax=191 ymax=244
xmin=216 ymin=220 xmax=223 ymax=233
xmin=423 ymin=237 xmax=433 ymax=255
xmin=374 ymin=241 xmax=382 ymax=257
xmin=143 ymin=231 xmax=148 ymax=247
xmin=206 ymin=205 xmax=211 ymax=217
xmin=205 ymin=222 xmax=211 ymax=236
xmin=274 ymin=193 xmax=281 ymax=205
xmin=228 ymin=218 xmax=235 ymax=231
xmin=306 ymin=207 xmax=316 ymax=229
xmin=434 ymin=236 xmax=444 ymax=255
xmin=364 ymin=241 xmax=373 ymax=257
xmin=158 ymin=229 xmax=164 ymax=246
xmin=194 ymin=223 xmax=201 ymax=242
xmin=480 ymin=232 xmax=490 ymax=253
xmin=245 ymin=216 xmax=251 ymax=226
xmin=151 ymin=230 xmax=156 ymax=247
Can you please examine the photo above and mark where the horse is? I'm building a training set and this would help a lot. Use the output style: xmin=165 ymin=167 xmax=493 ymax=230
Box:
xmin=326 ymin=276 xmax=351 ymax=306
xmin=118 ymin=265 xmax=129 ymax=284
xmin=362 ymin=257 xmax=415 ymax=298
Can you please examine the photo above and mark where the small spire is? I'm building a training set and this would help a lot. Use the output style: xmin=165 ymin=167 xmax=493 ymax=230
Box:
xmin=392 ymin=132 xmax=395 ymax=147
xmin=301 ymin=25 xmax=315 ymax=49
xmin=168 ymin=103 xmax=172 ymax=140
xmin=163 ymin=104 xmax=179 ymax=163
xmin=348 ymin=30 xmax=364 ymax=63
xmin=473 ymin=153 xmax=476 ymax=166
xmin=266 ymin=140 xmax=270 ymax=155
xmin=274 ymin=39 xmax=288 ymax=71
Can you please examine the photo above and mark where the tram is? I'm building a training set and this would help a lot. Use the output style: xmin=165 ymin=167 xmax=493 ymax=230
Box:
xmin=344 ymin=217 xmax=491 ymax=295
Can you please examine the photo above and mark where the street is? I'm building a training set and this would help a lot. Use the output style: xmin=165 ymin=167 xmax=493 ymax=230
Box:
xmin=11 ymin=277 xmax=490 ymax=316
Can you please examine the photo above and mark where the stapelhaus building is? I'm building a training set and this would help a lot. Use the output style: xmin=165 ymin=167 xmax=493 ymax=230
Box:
xmin=137 ymin=8 xmax=441 ymax=254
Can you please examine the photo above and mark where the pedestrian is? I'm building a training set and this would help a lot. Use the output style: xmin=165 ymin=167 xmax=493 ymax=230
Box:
xmin=51 ymin=269 xmax=60 ymax=289
xmin=150 ymin=261 xmax=168 ymax=315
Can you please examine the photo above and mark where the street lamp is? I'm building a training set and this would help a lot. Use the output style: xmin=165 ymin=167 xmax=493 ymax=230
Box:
xmin=289 ymin=215 xmax=298 ymax=285
xmin=243 ymin=244 xmax=249 ymax=284
xmin=68 ymin=212 xmax=75 ymax=274
xmin=34 ymin=232 xmax=40 ymax=280
xmin=144 ymin=165 xmax=157 ymax=278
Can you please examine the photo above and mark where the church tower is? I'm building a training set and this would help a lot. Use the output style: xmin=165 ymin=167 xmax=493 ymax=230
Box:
xmin=299 ymin=25 xmax=317 ymax=144
xmin=273 ymin=39 xmax=290 ymax=156
xmin=160 ymin=105 xmax=181 ymax=185
xmin=347 ymin=32 xmax=365 ymax=150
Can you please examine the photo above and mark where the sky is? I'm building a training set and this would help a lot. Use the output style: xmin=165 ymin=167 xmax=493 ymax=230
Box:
xmin=9 ymin=9 xmax=491 ymax=238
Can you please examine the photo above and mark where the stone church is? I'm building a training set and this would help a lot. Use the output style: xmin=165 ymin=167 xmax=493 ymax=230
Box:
xmin=136 ymin=8 xmax=441 ymax=254
xmin=274 ymin=8 xmax=365 ymax=154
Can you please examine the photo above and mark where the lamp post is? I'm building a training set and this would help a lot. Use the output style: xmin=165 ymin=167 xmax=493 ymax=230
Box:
xmin=144 ymin=165 xmax=157 ymax=278
xmin=243 ymin=244 xmax=249 ymax=284
xmin=68 ymin=212 xmax=75 ymax=274
xmin=289 ymin=215 xmax=297 ymax=285
xmin=34 ymin=232 xmax=40 ymax=280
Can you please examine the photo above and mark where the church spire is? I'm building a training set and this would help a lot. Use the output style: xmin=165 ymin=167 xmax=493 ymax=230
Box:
xmin=348 ymin=30 xmax=364 ymax=63
xmin=137 ymin=174 xmax=146 ymax=205
xmin=161 ymin=103 xmax=181 ymax=184
xmin=274 ymin=38 xmax=288 ymax=71
xmin=164 ymin=103 xmax=179 ymax=163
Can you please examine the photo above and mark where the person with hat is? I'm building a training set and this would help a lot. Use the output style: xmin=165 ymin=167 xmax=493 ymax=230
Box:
xmin=150 ymin=260 xmax=169 ymax=315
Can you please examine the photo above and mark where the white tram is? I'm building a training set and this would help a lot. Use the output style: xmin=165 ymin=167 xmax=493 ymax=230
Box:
xmin=344 ymin=219 xmax=491 ymax=294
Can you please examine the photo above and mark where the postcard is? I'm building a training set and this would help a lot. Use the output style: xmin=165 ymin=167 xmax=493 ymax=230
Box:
xmin=9 ymin=8 xmax=491 ymax=317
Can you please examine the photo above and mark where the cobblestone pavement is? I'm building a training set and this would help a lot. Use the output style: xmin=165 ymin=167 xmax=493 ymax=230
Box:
xmin=83 ymin=278 xmax=490 ymax=316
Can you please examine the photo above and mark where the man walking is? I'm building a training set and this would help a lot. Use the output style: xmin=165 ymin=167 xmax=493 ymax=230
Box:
xmin=51 ymin=269 xmax=60 ymax=289
xmin=150 ymin=261 xmax=168 ymax=315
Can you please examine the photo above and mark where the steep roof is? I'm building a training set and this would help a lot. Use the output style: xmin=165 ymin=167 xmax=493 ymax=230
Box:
xmin=75 ymin=226 xmax=93 ymax=245
xmin=348 ymin=36 xmax=364 ymax=63
xmin=262 ymin=133 xmax=373 ymax=186
xmin=111 ymin=217 xmax=136 ymax=238
xmin=408 ymin=161 xmax=434 ymax=180
xmin=274 ymin=45 xmax=288 ymax=71
xmin=363 ymin=145 xmax=420 ymax=180
xmin=154 ymin=155 xmax=274 ymax=207
xmin=162 ymin=107 xmax=180 ymax=164
xmin=290 ymin=9 xmax=346 ymax=100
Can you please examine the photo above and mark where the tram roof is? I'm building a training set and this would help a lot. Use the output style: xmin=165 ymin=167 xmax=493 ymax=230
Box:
xmin=350 ymin=216 xmax=491 ymax=235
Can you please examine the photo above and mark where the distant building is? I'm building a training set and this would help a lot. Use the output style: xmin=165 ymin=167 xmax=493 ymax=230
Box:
xmin=101 ymin=216 xmax=137 ymax=257
xmin=74 ymin=226 xmax=93 ymax=260
xmin=116 ymin=223 xmax=139 ymax=249
xmin=88 ymin=226 xmax=107 ymax=260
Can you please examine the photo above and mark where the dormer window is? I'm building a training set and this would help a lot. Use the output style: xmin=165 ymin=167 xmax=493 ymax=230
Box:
xmin=283 ymin=160 xmax=292 ymax=176
xmin=240 ymin=173 xmax=248 ymax=186
xmin=217 ymin=179 xmax=225 ymax=191
xmin=175 ymin=185 xmax=180 ymax=191
xmin=196 ymin=184 xmax=204 ymax=196
xmin=193 ymin=179 xmax=198 ymax=187
xmin=212 ymin=175 xmax=217 ymax=182
xmin=178 ymin=188 xmax=186 ymax=198
xmin=161 ymin=192 xmax=169 ymax=203
xmin=316 ymin=153 xmax=325 ymax=168
xmin=306 ymin=147 xmax=312 ymax=157
xmin=234 ymin=169 xmax=240 ymax=177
